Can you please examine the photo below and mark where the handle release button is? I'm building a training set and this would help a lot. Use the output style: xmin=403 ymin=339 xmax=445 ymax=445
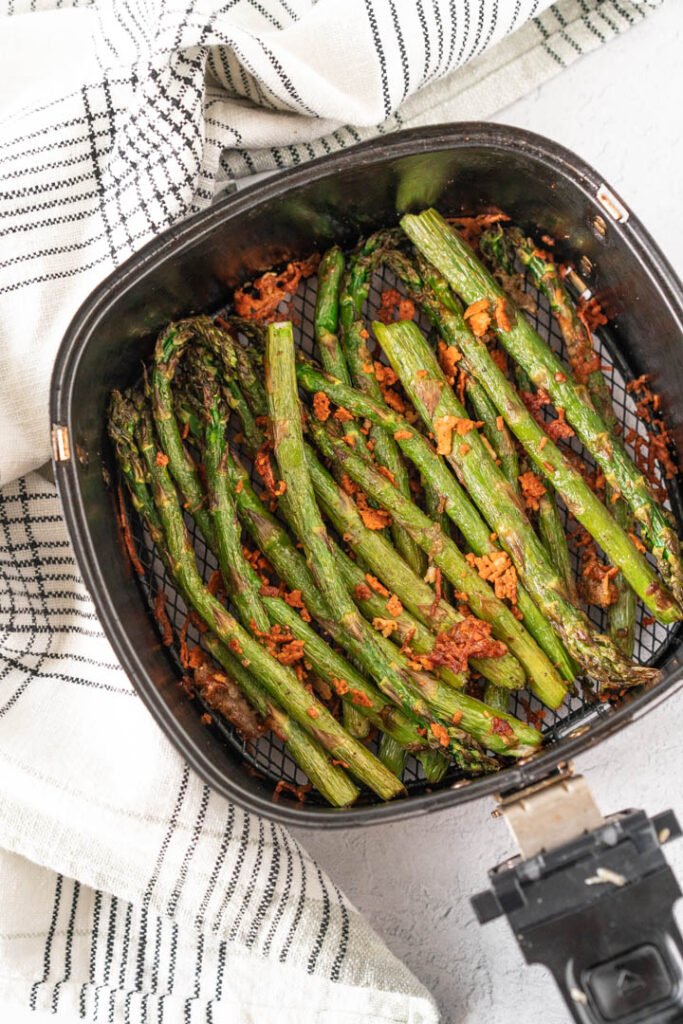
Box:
xmin=584 ymin=945 xmax=673 ymax=1021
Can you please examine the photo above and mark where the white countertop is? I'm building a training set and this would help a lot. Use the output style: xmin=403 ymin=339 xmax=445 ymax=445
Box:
xmin=293 ymin=4 xmax=683 ymax=1021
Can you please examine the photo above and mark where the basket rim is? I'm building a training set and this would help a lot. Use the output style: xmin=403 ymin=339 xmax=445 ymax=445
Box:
xmin=50 ymin=121 xmax=683 ymax=827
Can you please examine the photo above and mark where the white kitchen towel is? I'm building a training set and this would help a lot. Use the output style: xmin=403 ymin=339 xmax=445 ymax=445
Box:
xmin=0 ymin=1 xmax=663 ymax=1021
xmin=0 ymin=471 xmax=438 ymax=1022
xmin=0 ymin=0 xmax=661 ymax=486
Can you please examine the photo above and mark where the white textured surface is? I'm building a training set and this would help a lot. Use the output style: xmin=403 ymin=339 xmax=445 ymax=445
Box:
xmin=293 ymin=4 xmax=683 ymax=1022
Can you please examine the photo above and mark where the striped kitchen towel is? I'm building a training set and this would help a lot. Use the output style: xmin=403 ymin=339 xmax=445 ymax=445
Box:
xmin=0 ymin=472 xmax=438 ymax=1023
xmin=0 ymin=0 xmax=661 ymax=486
xmin=0 ymin=1 xmax=662 ymax=1021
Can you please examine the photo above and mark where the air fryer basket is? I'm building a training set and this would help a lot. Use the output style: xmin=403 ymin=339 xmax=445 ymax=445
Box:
xmin=51 ymin=124 xmax=683 ymax=829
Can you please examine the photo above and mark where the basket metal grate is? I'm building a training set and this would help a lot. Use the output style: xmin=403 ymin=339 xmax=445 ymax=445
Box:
xmin=128 ymin=256 xmax=681 ymax=804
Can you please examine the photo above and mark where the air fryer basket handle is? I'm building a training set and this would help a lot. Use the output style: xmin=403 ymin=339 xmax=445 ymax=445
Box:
xmin=472 ymin=779 xmax=683 ymax=1022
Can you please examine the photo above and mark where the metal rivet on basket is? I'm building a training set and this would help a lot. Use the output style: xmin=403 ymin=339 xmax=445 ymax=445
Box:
xmin=579 ymin=255 xmax=593 ymax=277
xmin=564 ymin=266 xmax=592 ymax=302
xmin=591 ymin=215 xmax=607 ymax=240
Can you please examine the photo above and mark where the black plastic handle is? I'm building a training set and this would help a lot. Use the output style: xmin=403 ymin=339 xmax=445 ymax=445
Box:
xmin=472 ymin=809 xmax=683 ymax=1023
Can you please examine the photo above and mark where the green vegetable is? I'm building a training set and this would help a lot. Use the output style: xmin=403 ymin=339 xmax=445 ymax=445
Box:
xmin=403 ymin=208 xmax=683 ymax=609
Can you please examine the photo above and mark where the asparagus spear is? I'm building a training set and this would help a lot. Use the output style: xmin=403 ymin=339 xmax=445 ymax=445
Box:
xmin=199 ymin=352 xmax=271 ymax=633
xmin=464 ymin=341 xmax=576 ymax=616
xmin=462 ymin=378 xmax=523 ymax=712
xmin=402 ymin=208 xmax=683 ymax=606
xmin=499 ymin=228 xmax=613 ymax=421
xmin=109 ymin=390 xmax=168 ymax=555
xmin=266 ymin=321 xmax=534 ymax=761
xmin=203 ymin=636 xmax=360 ymax=806
xmin=610 ymin=496 xmax=638 ymax=656
xmin=459 ymin=348 xmax=576 ymax=655
xmin=313 ymin=246 xmax=372 ymax=738
xmin=418 ymin=748 xmax=450 ymax=784
xmin=378 ymin=733 xmax=406 ymax=777
xmin=423 ymin=481 xmax=456 ymax=604
xmin=136 ymin=402 xmax=404 ymax=800
xmin=151 ymin=319 xmax=218 ymax=548
xmin=483 ymin=682 xmax=510 ymax=715
xmin=466 ymin=377 xmax=520 ymax=489
xmin=510 ymin=358 xmax=578 ymax=603
xmin=314 ymin=246 xmax=349 ymax=381
xmin=108 ymin=391 xmax=361 ymax=807
xmin=211 ymin=316 xmax=269 ymax=418
xmin=536 ymin=489 xmax=577 ymax=600
xmin=338 ymin=238 xmax=425 ymax=576
xmin=423 ymin=480 xmax=454 ymax=574
xmin=500 ymin=227 xmax=636 ymax=655
xmin=371 ymin=318 xmax=662 ymax=687
xmin=297 ymin=363 xmax=570 ymax=703
xmin=469 ymin=358 xmax=576 ymax=602
xmin=342 ymin=696 xmax=372 ymax=741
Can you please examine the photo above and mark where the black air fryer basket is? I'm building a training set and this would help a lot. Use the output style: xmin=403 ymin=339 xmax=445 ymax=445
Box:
xmin=51 ymin=125 xmax=683 ymax=1022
